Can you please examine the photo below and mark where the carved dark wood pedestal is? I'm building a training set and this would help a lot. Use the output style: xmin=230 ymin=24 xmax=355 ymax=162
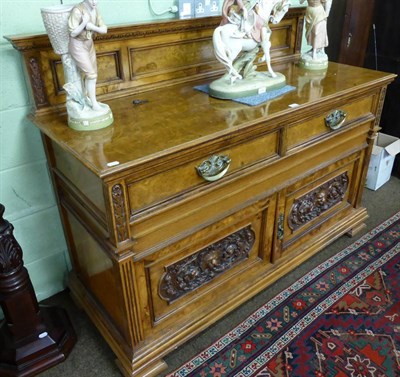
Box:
xmin=0 ymin=204 xmax=76 ymax=377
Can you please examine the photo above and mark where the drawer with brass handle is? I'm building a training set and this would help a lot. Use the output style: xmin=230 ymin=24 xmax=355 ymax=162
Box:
xmin=286 ymin=95 xmax=374 ymax=151
xmin=127 ymin=130 xmax=279 ymax=214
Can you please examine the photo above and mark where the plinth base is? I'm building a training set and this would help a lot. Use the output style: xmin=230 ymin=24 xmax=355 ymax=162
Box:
xmin=299 ymin=51 xmax=329 ymax=71
xmin=209 ymin=72 xmax=286 ymax=100
xmin=68 ymin=108 xmax=114 ymax=131
xmin=0 ymin=306 xmax=76 ymax=377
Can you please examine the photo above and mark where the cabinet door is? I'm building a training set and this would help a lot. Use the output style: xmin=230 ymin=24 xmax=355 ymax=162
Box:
xmin=273 ymin=151 xmax=363 ymax=261
xmin=135 ymin=194 xmax=276 ymax=336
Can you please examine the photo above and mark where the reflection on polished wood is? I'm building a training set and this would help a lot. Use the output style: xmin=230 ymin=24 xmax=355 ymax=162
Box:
xmin=28 ymin=62 xmax=393 ymax=176
xmin=7 ymin=12 xmax=396 ymax=377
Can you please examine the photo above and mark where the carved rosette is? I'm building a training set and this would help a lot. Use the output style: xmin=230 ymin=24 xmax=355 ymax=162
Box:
xmin=159 ymin=225 xmax=255 ymax=302
xmin=288 ymin=173 xmax=349 ymax=231
xmin=111 ymin=184 xmax=129 ymax=243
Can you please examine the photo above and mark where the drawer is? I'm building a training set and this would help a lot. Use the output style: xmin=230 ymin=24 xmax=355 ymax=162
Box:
xmin=141 ymin=195 xmax=276 ymax=327
xmin=286 ymin=95 xmax=374 ymax=151
xmin=126 ymin=130 xmax=279 ymax=214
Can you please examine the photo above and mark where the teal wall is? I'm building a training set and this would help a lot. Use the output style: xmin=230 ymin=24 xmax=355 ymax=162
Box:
xmin=0 ymin=0 xmax=305 ymax=311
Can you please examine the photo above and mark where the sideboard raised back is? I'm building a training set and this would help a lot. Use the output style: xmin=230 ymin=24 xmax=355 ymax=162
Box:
xmin=6 ymin=9 xmax=305 ymax=114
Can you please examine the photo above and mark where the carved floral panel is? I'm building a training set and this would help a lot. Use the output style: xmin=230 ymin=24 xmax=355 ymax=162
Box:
xmin=288 ymin=172 xmax=349 ymax=231
xmin=159 ymin=225 xmax=255 ymax=302
xmin=111 ymin=184 xmax=129 ymax=243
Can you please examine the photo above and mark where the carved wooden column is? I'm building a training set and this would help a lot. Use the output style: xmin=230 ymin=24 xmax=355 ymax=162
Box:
xmin=0 ymin=203 xmax=76 ymax=376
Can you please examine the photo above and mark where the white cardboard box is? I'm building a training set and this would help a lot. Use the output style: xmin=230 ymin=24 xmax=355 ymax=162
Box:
xmin=366 ymin=133 xmax=400 ymax=190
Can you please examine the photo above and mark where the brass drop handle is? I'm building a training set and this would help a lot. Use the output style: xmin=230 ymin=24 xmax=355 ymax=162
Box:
xmin=196 ymin=155 xmax=231 ymax=182
xmin=325 ymin=109 xmax=347 ymax=130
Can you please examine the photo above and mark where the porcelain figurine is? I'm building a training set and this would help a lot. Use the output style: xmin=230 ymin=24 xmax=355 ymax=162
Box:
xmin=41 ymin=1 xmax=113 ymax=131
xmin=299 ymin=0 xmax=332 ymax=70
xmin=209 ymin=0 xmax=291 ymax=99
xmin=68 ymin=0 xmax=107 ymax=111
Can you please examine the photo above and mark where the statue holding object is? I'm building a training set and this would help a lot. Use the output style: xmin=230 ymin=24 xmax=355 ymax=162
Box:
xmin=299 ymin=0 xmax=332 ymax=70
xmin=210 ymin=0 xmax=291 ymax=99
xmin=41 ymin=0 xmax=113 ymax=131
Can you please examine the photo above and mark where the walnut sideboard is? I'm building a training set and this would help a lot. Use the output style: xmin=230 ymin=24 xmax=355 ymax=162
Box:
xmin=7 ymin=11 xmax=396 ymax=377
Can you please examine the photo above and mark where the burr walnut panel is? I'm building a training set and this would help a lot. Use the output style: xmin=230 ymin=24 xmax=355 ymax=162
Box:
xmin=286 ymin=95 xmax=375 ymax=151
xmin=51 ymin=141 xmax=106 ymax=215
xmin=129 ymin=38 xmax=216 ymax=81
xmin=269 ymin=19 xmax=295 ymax=56
xmin=127 ymin=130 xmax=279 ymax=214
xmin=65 ymin=211 xmax=131 ymax=343
xmin=51 ymin=50 xmax=123 ymax=96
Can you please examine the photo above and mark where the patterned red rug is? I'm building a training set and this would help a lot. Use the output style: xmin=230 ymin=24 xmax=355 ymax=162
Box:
xmin=168 ymin=211 xmax=400 ymax=377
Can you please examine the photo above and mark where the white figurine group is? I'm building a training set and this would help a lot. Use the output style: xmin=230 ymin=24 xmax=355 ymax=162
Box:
xmin=212 ymin=0 xmax=332 ymax=88
xmin=42 ymin=0 xmax=332 ymax=125
xmin=213 ymin=0 xmax=291 ymax=84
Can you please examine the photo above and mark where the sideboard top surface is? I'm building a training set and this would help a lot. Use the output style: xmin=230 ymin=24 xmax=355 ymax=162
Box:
xmin=30 ymin=62 xmax=395 ymax=177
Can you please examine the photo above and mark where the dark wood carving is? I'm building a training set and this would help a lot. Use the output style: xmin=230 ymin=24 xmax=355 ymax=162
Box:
xmin=28 ymin=57 xmax=48 ymax=106
xmin=112 ymin=184 xmax=129 ymax=243
xmin=159 ymin=226 xmax=255 ymax=302
xmin=0 ymin=203 xmax=76 ymax=376
xmin=288 ymin=173 xmax=349 ymax=231
xmin=0 ymin=227 xmax=22 ymax=273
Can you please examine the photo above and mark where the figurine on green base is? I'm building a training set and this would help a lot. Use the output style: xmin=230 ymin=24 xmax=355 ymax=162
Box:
xmin=41 ymin=0 xmax=113 ymax=131
xmin=299 ymin=0 xmax=332 ymax=71
xmin=210 ymin=0 xmax=291 ymax=99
